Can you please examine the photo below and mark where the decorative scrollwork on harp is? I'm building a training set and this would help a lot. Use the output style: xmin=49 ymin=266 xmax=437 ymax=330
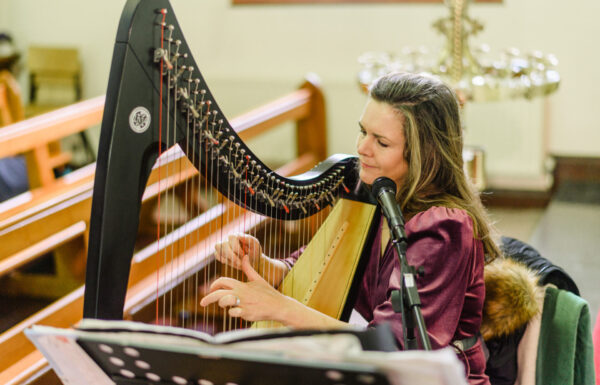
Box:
xmin=83 ymin=0 xmax=377 ymax=325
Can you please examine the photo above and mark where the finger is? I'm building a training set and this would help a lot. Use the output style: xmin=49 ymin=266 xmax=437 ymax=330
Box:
xmin=218 ymin=294 xmax=239 ymax=308
xmin=221 ymin=242 xmax=242 ymax=269
xmin=214 ymin=243 xmax=226 ymax=263
xmin=228 ymin=233 xmax=246 ymax=257
xmin=229 ymin=307 xmax=243 ymax=318
xmin=215 ymin=242 xmax=234 ymax=265
xmin=217 ymin=242 xmax=242 ymax=269
xmin=241 ymin=255 xmax=263 ymax=282
xmin=200 ymin=289 xmax=229 ymax=307
xmin=208 ymin=277 xmax=241 ymax=292
xmin=238 ymin=234 xmax=261 ymax=257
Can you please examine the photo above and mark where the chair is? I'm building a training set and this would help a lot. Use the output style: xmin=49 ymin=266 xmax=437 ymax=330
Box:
xmin=532 ymin=285 xmax=595 ymax=385
xmin=484 ymin=237 xmax=596 ymax=385
xmin=23 ymin=46 xmax=93 ymax=186
xmin=27 ymin=46 xmax=81 ymax=115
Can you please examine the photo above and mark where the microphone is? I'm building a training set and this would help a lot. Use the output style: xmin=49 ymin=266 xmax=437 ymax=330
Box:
xmin=371 ymin=177 xmax=407 ymax=244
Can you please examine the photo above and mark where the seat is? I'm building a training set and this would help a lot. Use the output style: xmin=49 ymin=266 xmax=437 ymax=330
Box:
xmin=23 ymin=46 xmax=94 ymax=185
xmin=483 ymin=237 xmax=596 ymax=385
xmin=27 ymin=45 xmax=81 ymax=115
xmin=531 ymin=285 xmax=595 ymax=385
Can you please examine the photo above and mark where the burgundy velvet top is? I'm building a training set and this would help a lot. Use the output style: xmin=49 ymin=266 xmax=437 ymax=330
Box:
xmin=284 ymin=206 xmax=489 ymax=385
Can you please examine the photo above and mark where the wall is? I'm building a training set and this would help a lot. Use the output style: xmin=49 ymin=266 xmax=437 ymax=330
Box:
xmin=0 ymin=2 xmax=8 ymax=32
xmin=3 ymin=0 xmax=599 ymax=186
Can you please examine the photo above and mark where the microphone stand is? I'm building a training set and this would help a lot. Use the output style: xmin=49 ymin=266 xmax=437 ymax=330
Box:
xmin=387 ymin=221 xmax=432 ymax=351
xmin=373 ymin=177 xmax=431 ymax=351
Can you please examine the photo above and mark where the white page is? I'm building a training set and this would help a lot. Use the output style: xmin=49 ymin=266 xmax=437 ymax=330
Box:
xmin=25 ymin=326 xmax=114 ymax=385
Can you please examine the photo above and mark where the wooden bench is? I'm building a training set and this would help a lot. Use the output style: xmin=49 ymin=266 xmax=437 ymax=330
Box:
xmin=0 ymin=97 xmax=107 ymax=301
xmin=0 ymin=95 xmax=103 ymax=190
xmin=0 ymin=96 xmax=103 ymax=241
xmin=0 ymin=76 xmax=327 ymax=384
xmin=0 ymin=149 xmax=199 ymax=298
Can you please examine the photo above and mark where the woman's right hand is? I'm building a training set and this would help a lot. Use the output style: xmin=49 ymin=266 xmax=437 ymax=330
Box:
xmin=214 ymin=233 xmax=289 ymax=287
xmin=214 ymin=233 xmax=263 ymax=271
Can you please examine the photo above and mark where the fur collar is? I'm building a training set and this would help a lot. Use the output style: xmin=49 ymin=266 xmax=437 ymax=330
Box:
xmin=481 ymin=257 xmax=544 ymax=341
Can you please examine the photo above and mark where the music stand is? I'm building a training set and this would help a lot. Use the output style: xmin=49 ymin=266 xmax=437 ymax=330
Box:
xmin=25 ymin=320 xmax=467 ymax=385
xmin=79 ymin=340 xmax=389 ymax=385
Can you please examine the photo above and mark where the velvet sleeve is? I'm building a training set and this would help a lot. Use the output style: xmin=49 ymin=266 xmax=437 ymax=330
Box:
xmin=281 ymin=246 xmax=306 ymax=271
xmin=368 ymin=206 xmax=485 ymax=349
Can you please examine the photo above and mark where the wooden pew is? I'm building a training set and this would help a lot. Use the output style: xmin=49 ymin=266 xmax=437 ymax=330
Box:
xmin=0 ymin=149 xmax=198 ymax=298
xmin=0 ymin=97 xmax=103 ymax=276
xmin=0 ymin=98 xmax=108 ymax=300
xmin=0 ymin=95 xmax=103 ymax=189
xmin=0 ymin=77 xmax=327 ymax=384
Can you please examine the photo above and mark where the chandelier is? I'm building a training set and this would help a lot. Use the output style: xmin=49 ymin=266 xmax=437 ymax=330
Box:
xmin=358 ymin=0 xmax=560 ymax=102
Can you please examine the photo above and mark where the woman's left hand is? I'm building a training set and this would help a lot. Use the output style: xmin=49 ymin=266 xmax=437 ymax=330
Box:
xmin=200 ymin=255 xmax=291 ymax=322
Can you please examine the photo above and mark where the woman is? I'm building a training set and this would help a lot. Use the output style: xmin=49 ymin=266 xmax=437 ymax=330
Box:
xmin=201 ymin=72 xmax=501 ymax=385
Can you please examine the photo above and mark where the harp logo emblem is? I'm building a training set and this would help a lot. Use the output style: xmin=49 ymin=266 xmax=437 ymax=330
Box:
xmin=129 ymin=106 xmax=151 ymax=133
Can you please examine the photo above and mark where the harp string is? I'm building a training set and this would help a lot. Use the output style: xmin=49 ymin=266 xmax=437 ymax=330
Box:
xmin=162 ymin=16 xmax=171 ymax=327
xmin=243 ymin=154 xmax=254 ymax=330
xmin=210 ymin=122 xmax=219 ymax=333
xmin=196 ymin=87 xmax=209 ymax=332
xmin=167 ymin=31 xmax=176 ymax=327
xmin=181 ymin=74 xmax=192 ymax=329
xmin=226 ymin=140 xmax=235 ymax=331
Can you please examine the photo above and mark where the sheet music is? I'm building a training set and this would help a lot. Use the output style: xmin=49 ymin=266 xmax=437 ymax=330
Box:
xmin=344 ymin=349 xmax=468 ymax=385
xmin=24 ymin=327 xmax=114 ymax=385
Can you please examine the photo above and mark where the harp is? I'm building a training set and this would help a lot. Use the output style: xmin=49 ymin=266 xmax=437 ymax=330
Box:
xmin=83 ymin=0 xmax=379 ymax=331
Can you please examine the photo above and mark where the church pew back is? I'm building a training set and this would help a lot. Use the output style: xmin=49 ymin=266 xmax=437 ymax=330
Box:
xmin=0 ymin=96 xmax=104 ymax=189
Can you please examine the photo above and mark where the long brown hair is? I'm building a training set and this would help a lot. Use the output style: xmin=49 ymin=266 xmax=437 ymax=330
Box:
xmin=370 ymin=72 xmax=500 ymax=262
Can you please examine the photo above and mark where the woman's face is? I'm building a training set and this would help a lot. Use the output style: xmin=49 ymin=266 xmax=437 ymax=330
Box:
xmin=356 ymin=99 xmax=409 ymax=190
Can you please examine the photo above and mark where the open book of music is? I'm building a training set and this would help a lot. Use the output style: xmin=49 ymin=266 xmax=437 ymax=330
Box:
xmin=25 ymin=320 xmax=467 ymax=385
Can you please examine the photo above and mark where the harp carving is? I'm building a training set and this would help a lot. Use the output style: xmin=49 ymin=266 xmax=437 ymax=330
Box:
xmin=83 ymin=0 xmax=379 ymax=329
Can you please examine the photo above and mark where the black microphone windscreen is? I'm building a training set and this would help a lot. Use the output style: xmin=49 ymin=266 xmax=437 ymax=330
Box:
xmin=372 ymin=177 xmax=397 ymax=197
